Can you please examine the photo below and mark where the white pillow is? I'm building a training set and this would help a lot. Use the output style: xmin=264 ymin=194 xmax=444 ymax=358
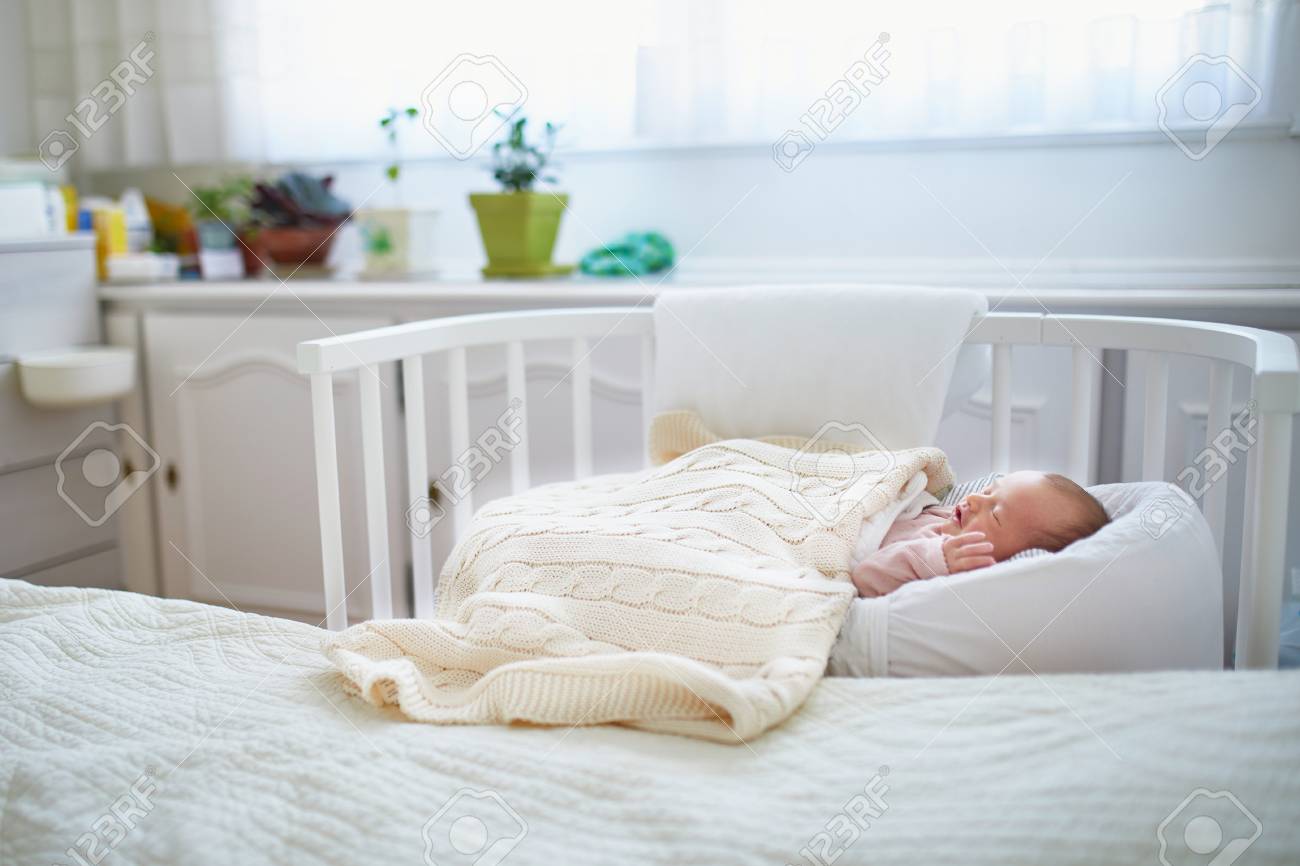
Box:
xmin=653 ymin=285 xmax=987 ymax=449
xmin=829 ymin=481 xmax=1224 ymax=676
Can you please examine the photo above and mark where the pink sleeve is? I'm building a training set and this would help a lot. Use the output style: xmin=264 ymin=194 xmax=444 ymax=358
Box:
xmin=851 ymin=536 xmax=950 ymax=598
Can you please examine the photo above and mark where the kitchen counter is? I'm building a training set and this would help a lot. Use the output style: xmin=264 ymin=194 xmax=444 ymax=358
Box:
xmin=100 ymin=273 xmax=1300 ymax=330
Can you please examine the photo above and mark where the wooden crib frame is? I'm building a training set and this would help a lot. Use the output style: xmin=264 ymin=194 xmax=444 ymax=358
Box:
xmin=298 ymin=309 xmax=1300 ymax=669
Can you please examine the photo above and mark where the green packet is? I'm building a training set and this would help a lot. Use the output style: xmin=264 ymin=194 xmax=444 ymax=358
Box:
xmin=579 ymin=231 xmax=674 ymax=277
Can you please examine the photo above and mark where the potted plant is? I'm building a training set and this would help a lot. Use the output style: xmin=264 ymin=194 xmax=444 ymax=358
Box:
xmin=188 ymin=177 xmax=251 ymax=251
xmin=241 ymin=172 xmax=352 ymax=277
xmin=469 ymin=116 xmax=573 ymax=278
xmin=356 ymin=107 xmax=440 ymax=278
xmin=188 ymin=177 xmax=252 ymax=279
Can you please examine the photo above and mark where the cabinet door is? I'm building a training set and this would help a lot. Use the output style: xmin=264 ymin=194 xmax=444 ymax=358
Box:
xmin=144 ymin=313 xmax=403 ymax=623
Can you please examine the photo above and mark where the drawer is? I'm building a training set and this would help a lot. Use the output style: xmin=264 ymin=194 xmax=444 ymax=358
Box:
xmin=18 ymin=548 xmax=121 ymax=590
xmin=0 ymin=455 xmax=119 ymax=576
xmin=0 ymin=361 xmax=118 ymax=471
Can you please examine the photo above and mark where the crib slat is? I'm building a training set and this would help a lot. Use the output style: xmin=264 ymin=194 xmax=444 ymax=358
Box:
xmin=309 ymin=373 xmax=348 ymax=631
xmin=1236 ymin=376 xmax=1261 ymax=663
xmin=573 ymin=337 xmax=593 ymax=478
xmin=447 ymin=347 xmax=473 ymax=535
xmin=991 ymin=344 xmax=1012 ymax=474
xmin=1237 ymin=410 xmax=1290 ymax=669
xmin=1142 ymin=352 xmax=1169 ymax=481
xmin=358 ymin=369 xmax=392 ymax=620
xmin=1202 ymin=360 xmax=1234 ymax=554
xmin=506 ymin=341 xmax=531 ymax=494
xmin=402 ymin=356 xmax=435 ymax=619
xmin=641 ymin=334 xmax=655 ymax=468
xmin=1068 ymin=346 xmax=1093 ymax=484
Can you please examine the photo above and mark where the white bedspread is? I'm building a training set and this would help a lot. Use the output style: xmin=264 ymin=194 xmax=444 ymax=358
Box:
xmin=3 ymin=579 xmax=1297 ymax=866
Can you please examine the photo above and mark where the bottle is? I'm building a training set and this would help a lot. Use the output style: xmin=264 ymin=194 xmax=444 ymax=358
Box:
xmin=91 ymin=206 xmax=128 ymax=281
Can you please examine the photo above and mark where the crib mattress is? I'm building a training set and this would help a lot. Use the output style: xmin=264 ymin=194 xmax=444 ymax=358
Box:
xmin=2 ymin=578 xmax=1297 ymax=866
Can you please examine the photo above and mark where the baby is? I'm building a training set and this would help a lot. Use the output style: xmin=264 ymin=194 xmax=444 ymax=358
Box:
xmin=852 ymin=471 xmax=1110 ymax=598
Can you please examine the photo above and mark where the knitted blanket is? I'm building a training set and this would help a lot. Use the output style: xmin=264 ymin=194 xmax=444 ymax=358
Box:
xmin=324 ymin=439 xmax=951 ymax=741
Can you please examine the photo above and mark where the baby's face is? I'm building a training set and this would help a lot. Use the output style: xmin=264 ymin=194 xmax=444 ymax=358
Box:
xmin=946 ymin=471 xmax=1059 ymax=561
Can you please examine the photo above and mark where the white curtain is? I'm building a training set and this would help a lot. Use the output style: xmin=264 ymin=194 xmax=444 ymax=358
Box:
xmin=24 ymin=0 xmax=1291 ymax=169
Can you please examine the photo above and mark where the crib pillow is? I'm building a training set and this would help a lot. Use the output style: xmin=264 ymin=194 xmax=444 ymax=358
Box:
xmin=829 ymin=481 xmax=1224 ymax=677
xmin=653 ymin=285 xmax=988 ymax=450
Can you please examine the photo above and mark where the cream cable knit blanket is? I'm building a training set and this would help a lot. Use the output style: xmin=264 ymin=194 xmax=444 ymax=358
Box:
xmin=325 ymin=431 xmax=951 ymax=742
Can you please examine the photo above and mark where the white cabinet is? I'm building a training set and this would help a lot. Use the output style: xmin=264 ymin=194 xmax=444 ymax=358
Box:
xmin=142 ymin=313 xmax=401 ymax=623
xmin=131 ymin=309 xmax=649 ymax=621
xmin=0 ymin=236 xmax=122 ymax=588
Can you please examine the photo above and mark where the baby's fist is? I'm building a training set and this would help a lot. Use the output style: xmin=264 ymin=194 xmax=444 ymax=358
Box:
xmin=942 ymin=532 xmax=996 ymax=574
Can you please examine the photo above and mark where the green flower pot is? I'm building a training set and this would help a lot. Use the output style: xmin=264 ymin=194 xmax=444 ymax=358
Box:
xmin=469 ymin=192 xmax=574 ymax=278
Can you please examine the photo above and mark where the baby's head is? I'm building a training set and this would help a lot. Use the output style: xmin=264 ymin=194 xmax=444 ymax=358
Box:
xmin=949 ymin=471 xmax=1110 ymax=561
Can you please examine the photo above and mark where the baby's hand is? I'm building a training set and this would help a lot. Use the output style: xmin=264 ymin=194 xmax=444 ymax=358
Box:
xmin=942 ymin=532 xmax=996 ymax=574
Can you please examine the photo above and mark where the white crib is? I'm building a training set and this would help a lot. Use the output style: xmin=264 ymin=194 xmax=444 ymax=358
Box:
xmin=297 ymin=308 xmax=1300 ymax=669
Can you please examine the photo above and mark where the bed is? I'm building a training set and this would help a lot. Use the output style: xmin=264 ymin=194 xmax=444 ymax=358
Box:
xmin=3 ymin=578 xmax=1297 ymax=866
xmin=8 ymin=289 xmax=1299 ymax=864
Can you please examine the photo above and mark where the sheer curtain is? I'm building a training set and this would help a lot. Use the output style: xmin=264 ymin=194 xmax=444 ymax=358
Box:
xmin=24 ymin=0 xmax=1291 ymax=168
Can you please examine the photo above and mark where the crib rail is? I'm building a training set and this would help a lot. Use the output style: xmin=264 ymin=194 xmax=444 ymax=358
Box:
xmin=297 ymin=309 xmax=1300 ymax=669
xmin=299 ymin=309 xmax=654 ymax=626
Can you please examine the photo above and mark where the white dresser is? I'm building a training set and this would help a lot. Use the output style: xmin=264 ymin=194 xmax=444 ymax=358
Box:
xmin=0 ymin=234 xmax=124 ymax=588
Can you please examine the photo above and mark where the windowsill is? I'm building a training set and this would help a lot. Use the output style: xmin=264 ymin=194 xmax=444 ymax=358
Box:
xmin=82 ymin=115 xmax=1298 ymax=174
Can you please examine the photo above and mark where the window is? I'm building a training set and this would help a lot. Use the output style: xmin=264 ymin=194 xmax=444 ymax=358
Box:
xmin=27 ymin=0 xmax=1291 ymax=168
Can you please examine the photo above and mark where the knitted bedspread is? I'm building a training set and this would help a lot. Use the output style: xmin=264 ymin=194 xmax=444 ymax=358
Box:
xmin=324 ymin=439 xmax=951 ymax=741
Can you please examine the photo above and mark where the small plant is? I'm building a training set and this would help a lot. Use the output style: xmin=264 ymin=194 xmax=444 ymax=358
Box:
xmin=490 ymin=115 xmax=559 ymax=192
xmin=248 ymin=172 xmax=352 ymax=227
xmin=379 ymin=106 xmax=420 ymax=181
xmin=187 ymin=177 xmax=252 ymax=225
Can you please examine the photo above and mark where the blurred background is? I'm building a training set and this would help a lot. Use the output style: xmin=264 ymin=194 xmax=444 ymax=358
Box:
xmin=1 ymin=0 xmax=1296 ymax=272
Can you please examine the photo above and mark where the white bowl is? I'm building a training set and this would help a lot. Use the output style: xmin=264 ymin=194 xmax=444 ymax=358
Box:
xmin=17 ymin=347 xmax=136 ymax=409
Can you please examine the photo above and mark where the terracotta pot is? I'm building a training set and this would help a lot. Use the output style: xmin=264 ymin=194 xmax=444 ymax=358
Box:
xmin=252 ymin=225 xmax=340 ymax=266
xmin=237 ymin=229 xmax=267 ymax=276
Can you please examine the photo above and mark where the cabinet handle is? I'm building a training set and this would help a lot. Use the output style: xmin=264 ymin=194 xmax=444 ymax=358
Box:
xmin=166 ymin=464 xmax=179 ymax=491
